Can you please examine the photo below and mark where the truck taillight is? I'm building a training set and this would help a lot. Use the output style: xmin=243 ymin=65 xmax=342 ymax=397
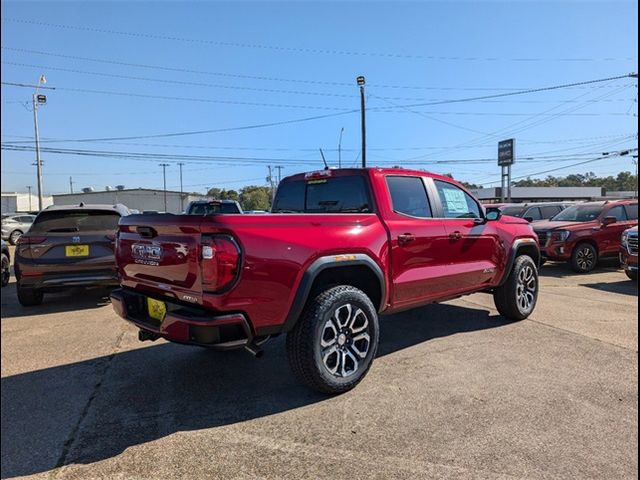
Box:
xmin=201 ymin=235 xmax=241 ymax=292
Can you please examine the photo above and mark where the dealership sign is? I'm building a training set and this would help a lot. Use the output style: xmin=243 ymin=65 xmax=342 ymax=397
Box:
xmin=498 ymin=139 xmax=515 ymax=166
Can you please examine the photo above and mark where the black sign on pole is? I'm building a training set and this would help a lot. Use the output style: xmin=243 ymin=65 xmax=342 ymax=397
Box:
xmin=498 ymin=138 xmax=515 ymax=166
xmin=36 ymin=94 xmax=47 ymax=104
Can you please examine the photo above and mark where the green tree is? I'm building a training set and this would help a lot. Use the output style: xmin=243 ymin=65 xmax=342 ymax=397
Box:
xmin=239 ymin=185 xmax=271 ymax=211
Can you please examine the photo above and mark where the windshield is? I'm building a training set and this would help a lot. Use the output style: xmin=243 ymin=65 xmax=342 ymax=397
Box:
xmin=272 ymin=176 xmax=372 ymax=213
xmin=30 ymin=210 xmax=121 ymax=233
xmin=551 ymin=204 xmax=603 ymax=222
xmin=500 ymin=206 xmax=526 ymax=217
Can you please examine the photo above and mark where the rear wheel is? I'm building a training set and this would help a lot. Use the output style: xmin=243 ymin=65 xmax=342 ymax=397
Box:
xmin=9 ymin=230 xmax=22 ymax=245
xmin=493 ymin=255 xmax=538 ymax=321
xmin=1 ymin=254 xmax=9 ymax=287
xmin=286 ymin=285 xmax=379 ymax=394
xmin=571 ymin=243 xmax=598 ymax=273
xmin=17 ymin=285 xmax=43 ymax=306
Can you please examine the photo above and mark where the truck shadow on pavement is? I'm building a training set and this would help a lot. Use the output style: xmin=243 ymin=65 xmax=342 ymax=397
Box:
xmin=0 ymin=284 xmax=113 ymax=319
xmin=1 ymin=303 xmax=512 ymax=479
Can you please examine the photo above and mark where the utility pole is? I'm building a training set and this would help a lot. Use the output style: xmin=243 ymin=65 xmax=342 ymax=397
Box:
xmin=26 ymin=186 xmax=32 ymax=211
xmin=275 ymin=165 xmax=284 ymax=185
xmin=69 ymin=176 xmax=74 ymax=194
xmin=159 ymin=163 xmax=170 ymax=212
xmin=338 ymin=127 xmax=344 ymax=168
xmin=357 ymin=76 xmax=366 ymax=168
xmin=267 ymin=166 xmax=275 ymax=203
xmin=177 ymin=162 xmax=185 ymax=211
xmin=32 ymin=74 xmax=47 ymax=211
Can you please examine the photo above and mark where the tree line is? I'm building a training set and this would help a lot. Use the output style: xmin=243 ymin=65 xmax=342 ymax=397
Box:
xmin=454 ymin=171 xmax=637 ymax=191
xmin=206 ymin=185 xmax=272 ymax=211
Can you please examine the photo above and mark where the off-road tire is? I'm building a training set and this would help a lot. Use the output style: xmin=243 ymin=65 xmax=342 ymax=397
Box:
xmin=286 ymin=285 xmax=379 ymax=394
xmin=17 ymin=284 xmax=43 ymax=306
xmin=9 ymin=230 xmax=22 ymax=245
xmin=1 ymin=253 xmax=9 ymax=288
xmin=493 ymin=255 xmax=538 ymax=321
xmin=571 ymin=242 xmax=598 ymax=273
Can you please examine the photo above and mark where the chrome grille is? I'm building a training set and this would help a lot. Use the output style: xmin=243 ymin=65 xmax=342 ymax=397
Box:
xmin=628 ymin=235 xmax=638 ymax=256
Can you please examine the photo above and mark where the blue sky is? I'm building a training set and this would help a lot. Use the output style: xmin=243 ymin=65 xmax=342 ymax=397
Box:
xmin=1 ymin=0 xmax=637 ymax=195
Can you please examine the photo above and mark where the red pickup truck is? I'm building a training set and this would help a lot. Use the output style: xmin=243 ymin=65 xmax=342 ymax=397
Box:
xmin=111 ymin=168 xmax=540 ymax=393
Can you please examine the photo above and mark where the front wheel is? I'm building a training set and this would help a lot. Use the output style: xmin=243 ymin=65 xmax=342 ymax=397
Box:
xmin=286 ymin=285 xmax=379 ymax=394
xmin=9 ymin=230 xmax=22 ymax=245
xmin=571 ymin=242 xmax=598 ymax=273
xmin=493 ymin=255 xmax=539 ymax=321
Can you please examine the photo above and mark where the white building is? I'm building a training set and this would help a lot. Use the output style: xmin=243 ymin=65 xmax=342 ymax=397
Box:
xmin=1 ymin=192 xmax=53 ymax=214
xmin=52 ymin=188 xmax=208 ymax=214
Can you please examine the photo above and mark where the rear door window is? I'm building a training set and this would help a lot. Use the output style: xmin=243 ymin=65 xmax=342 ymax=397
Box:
xmin=541 ymin=206 xmax=561 ymax=218
xmin=625 ymin=203 xmax=638 ymax=220
xmin=433 ymin=180 xmax=481 ymax=219
xmin=607 ymin=205 xmax=628 ymax=221
xmin=30 ymin=210 xmax=121 ymax=233
xmin=524 ymin=207 xmax=542 ymax=220
xmin=386 ymin=176 xmax=432 ymax=218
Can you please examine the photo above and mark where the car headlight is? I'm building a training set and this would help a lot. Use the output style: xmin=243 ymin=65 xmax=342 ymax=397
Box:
xmin=550 ymin=230 xmax=570 ymax=242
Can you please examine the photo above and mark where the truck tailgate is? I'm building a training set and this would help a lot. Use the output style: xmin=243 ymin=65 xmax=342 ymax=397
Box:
xmin=117 ymin=214 xmax=206 ymax=302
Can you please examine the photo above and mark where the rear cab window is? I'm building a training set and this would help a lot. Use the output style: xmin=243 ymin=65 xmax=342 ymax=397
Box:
xmin=386 ymin=176 xmax=432 ymax=218
xmin=273 ymin=174 xmax=373 ymax=213
xmin=30 ymin=210 xmax=121 ymax=233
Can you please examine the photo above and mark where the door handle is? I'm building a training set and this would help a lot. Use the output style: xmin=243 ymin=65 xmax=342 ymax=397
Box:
xmin=448 ymin=231 xmax=462 ymax=240
xmin=398 ymin=233 xmax=415 ymax=245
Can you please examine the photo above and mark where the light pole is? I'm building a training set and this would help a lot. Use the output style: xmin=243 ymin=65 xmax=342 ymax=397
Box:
xmin=177 ymin=162 xmax=185 ymax=211
xmin=338 ymin=127 xmax=344 ymax=168
xmin=159 ymin=163 xmax=170 ymax=212
xmin=26 ymin=186 xmax=32 ymax=211
xmin=32 ymin=74 xmax=47 ymax=211
xmin=357 ymin=76 xmax=366 ymax=168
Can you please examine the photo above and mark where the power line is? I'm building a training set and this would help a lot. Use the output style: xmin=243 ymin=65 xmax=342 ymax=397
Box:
xmin=3 ymin=18 xmax=634 ymax=62
xmin=1 ymin=81 xmax=351 ymax=111
xmin=5 ymin=59 xmax=633 ymax=104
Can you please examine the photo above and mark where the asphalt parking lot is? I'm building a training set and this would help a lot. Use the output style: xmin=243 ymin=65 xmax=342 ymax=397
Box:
xmin=1 ymin=251 xmax=637 ymax=479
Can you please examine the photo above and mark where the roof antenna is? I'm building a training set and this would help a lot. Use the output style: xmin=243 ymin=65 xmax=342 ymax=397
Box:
xmin=319 ymin=148 xmax=329 ymax=170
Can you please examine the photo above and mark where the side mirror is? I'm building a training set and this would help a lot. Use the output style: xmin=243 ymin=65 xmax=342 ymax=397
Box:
xmin=602 ymin=216 xmax=617 ymax=226
xmin=524 ymin=216 xmax=534 ymax=223
xmin=485 ymin=209 xmax=502 ymax=222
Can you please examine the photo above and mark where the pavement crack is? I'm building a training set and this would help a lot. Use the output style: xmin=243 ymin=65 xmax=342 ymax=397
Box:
xmin=52 ymin=328 xmax=126 ymax=477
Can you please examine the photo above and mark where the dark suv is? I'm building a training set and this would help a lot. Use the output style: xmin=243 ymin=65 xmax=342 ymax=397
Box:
xmin=533 ymin=200 xmax=638 ymax=273
xmin=14 ymin=203 xmax=130 ymax=306
xmin=497 ymin=202 xmax=572 ymax=222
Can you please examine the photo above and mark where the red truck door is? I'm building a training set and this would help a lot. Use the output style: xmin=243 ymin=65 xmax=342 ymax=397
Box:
xmin=428 ymin=179 xmax=500 ymax=292
xmin=383 ymin=175 xmax=457 ymax=308
xmin=598 ymin=204 xmax=637 ymax=255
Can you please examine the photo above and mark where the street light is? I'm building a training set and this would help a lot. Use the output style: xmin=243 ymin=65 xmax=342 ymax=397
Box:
xmin=357 ymin=76 xmax=366 ymax=168
xmin=159 ymin=163 xmax=170 ymax=212
xmin=32 ymin=74 xmax=47 ymax=211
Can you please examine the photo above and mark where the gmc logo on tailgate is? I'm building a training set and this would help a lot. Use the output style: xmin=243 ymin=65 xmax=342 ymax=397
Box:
xmin=131 ymin=243 xmax=163 ymax=261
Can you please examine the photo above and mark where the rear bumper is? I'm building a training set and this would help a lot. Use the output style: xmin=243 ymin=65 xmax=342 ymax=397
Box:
xmin=110 ymin=288 xmax=258 ymax=349
xmin=17 ymin=269 xmax=119 ymax=289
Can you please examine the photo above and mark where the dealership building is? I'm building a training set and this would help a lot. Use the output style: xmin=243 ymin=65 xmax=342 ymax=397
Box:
xmin=470 ymin=186 xmax=636 ymax=204
xmin=1 ymin=192 xmax=53 ymax=214
xmin=52 ymin=188 xmax=208 ymax=214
